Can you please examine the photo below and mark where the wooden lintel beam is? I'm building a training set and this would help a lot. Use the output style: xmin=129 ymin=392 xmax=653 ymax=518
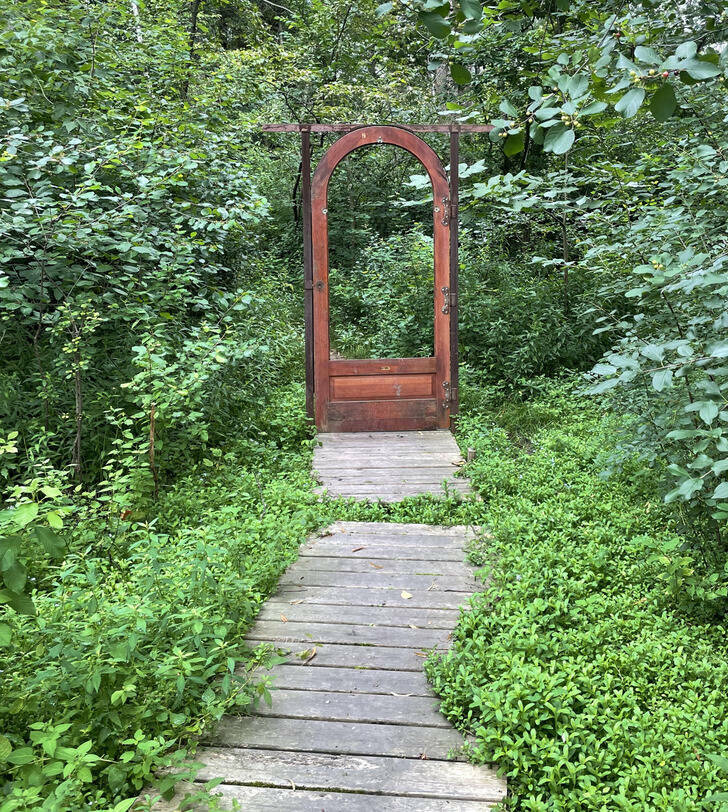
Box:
xmin=261 ymin=123 xmax=493 ymax=134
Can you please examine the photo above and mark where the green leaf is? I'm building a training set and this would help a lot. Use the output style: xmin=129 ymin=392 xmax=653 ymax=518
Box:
xmin=650 ymin=83 xmax=677 ymax=121
xmin=681 ymin=58 xmax=721 ymax=80
xmin=543 ymin=124 xmax=574 ymax=155
xmin=651 ymin=369 xmax=673 ymax=391
xmin=503 ymin=131 xmax=525 ymax=156
xmin=0 ymin=735 xmax=11 ymax=761
xmin=0 ymin=588 xmax=36 ymax=616
xmin=708 ymin=340 xmax=728 ymax=358
xmin=33 ymin=526 xmax=65 ymax=558
xmin=374 ymin=2 xmax=392 ymax=16
xmin=419 ymin=11 xmax=450 ymax=38
xmin=580 ymin=101 xmax=606 ymax=116
xmin=0 ymin=623 xmax=10 ymax=646
xmin=7 ymin=747 xmax=34 ymax=766
xmin=634 ymin=45 xmax=660 ymax=64
xmin=3 ymin=562 xmax=26 ymax=593
xmin=46 ymin=510 xmax=63 ymax=530
xmin=713 ymin=482 xmax=728 ymax=500
xmin=8 ymin=502 xmax=39 ymax=530
xmin=615 ymin=88 xmax=645 ymax=119
xmin=113 ymin=800 xmax=137 ymax=812
xmin=706 ymin=753 xmax=728 ymax=772
xmin=450 ymin=63 xmax=471 ymax=85
xmin=698 ymin=401 xmax=720 ymax=425
xmin=459 ymin=0 xmax=482 ymax=20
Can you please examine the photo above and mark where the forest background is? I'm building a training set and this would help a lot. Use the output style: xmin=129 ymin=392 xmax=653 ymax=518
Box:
xmin=1 ymin=0 xmax=728 ymax=808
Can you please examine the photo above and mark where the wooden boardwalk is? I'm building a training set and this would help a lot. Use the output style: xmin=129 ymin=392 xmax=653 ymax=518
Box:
xmin=314 ymin=430 xmax=471 ymax=501
xmin=174 ymin=521 xmax=506 ymax=810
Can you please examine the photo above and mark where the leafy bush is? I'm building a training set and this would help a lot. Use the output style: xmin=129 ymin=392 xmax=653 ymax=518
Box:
xmin=426 ymin=382 xmax=728 ymax=809
xmin=0 ymin=385 xmax=320 ymax=810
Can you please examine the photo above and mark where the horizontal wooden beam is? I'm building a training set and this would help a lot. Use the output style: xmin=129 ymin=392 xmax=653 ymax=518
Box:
xmin=261 ymin=123 xmax=493 ymax=134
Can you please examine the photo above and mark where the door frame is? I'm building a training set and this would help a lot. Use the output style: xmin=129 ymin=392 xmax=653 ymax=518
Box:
xmin=302 ymin=125 xmax=461 ymax=431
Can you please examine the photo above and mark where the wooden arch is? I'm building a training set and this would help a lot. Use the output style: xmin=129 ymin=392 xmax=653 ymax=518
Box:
xmin=260 ymin=122 xmax=497 ymax=431
xmin=311 ymin=126 xmax=452 ymax=432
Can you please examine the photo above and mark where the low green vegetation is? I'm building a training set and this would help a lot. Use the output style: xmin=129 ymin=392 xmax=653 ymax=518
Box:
xmin=2 ymin=0 xmax=728 ymax=808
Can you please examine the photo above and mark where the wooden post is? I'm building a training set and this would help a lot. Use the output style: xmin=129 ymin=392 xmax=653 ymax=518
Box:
xmin=301 ymin=127 xmax=315 ymax=421
xmin=449 ymin=125 xmax=460 ymax=418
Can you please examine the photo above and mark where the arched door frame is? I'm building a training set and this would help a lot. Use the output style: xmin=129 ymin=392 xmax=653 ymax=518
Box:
xmin=310 ymin=125 xmax=454 ymax=432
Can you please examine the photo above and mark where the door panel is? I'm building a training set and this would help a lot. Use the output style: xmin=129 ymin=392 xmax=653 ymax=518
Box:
xmin=311 ymin=126 xmax=452 ymax=432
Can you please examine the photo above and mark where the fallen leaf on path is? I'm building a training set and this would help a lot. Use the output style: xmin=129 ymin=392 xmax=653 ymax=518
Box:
xmin=369 ymin=562 xmax=383 ymax=569
xmin=351 ymin=546 xmax=365 ymax=552
xmin=289 ymin=599 xmax=303 ymax=604
xmin=401 ymin=591 xmax=413 ymax=599
xmin=280 ymin=614 xmax=288 ymax=622
xmin=298 ymin=647 xmax=317 ymax=664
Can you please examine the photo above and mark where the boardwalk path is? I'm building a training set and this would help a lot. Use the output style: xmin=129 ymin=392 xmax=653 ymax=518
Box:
xmin=164 ymin=433 xmax=506 ymax=809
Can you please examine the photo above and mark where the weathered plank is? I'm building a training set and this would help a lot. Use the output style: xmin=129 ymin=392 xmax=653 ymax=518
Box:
xmin=195 ymin=748 xmax=505 ymax=801
xmin=246 ymin=619 xmax=451 ymax=648
xmin=154 ymin=783 xmax=500 ymax=812
xmin=292 ymin=556 xmax=473 ymax=576
xmin=276 ymin=570 xmax=476 ymax=591
xmin=252 ymin=688 xmax=448 ymax=726
xmin=258 ymin=600 xmax=461 ymax=628
xmin=307 ymin=530 xmax=471 ymax=546
xmin=273 ymin=584 xmax=475 ymax=609
xmin=247 ymin=641 xmax=442 ymax=670
xmin=209 ymin=716 xmax=466 ymax=759
xmin=301 ymin=542 xmax=467 ymax=560
xmin=259 ymin=664 xmax=436 ymax=695
xmin=330 ymin=521 xmax=475 ymax=535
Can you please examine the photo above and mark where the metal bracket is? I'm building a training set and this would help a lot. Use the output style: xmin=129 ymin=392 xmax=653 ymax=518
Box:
xmin=449 ymin=200 xmax=458 ymax=223
xmin=441 ymin=286 xmax=450 ymax=315
xmin=441 ymin=196 xmax=450 ymax=226
xmin=442 ymin=380 xmax=452 ymax=408
xmin=449 ymin=291 xmax=457 ymax=309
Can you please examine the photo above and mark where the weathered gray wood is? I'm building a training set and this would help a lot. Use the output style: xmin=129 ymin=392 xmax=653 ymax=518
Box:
xmin=259 ymin=664 xmax=436 ymax=695
xmin=248 ymin=641 xmax=444 ymax=670
xmin=301 ymin=542 xmax=467 ymax=560
xmin=330 ymin=521 xmax=476 ymax=535
xmin=184 ymin=519 xmax=506 ymax=807
xmin=313 ymin=430 xmax=471 ymax=502
xmin=252 ymin=689 xmax=448 ymax=726
xmin=153 ymin=783 xmax=499 ymax=811
xmin=277 ymin=570 xmax=476 ymax=591
xmin=308 ymin=530 xmax=470 ymax=546
xmin=292 ymin=556 xmax=473 ymax=576
xmin=195 ymin=748 xmax=505 ymax=801
xmin=247 ymin=619 xmax=451 ymax=648
xmin=274 ymin=584 xmax=475 ymax=609
xmin=209 ymin=716 xmax=466 ymax=759
xmin=258 ymin=601 xmax=460 ymax=628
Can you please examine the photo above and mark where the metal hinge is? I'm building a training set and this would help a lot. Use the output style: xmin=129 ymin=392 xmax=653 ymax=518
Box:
xmin=449 ymin=291 xmax=457 ymax=309
xmin=449 ymin=200 xmax=458 ymax=223
xmin=440 ymin=196 xmax=450 ymax=226
xmin=442 ymin=380 xmax=451 ymax=407
xmin=441 ymin=286 xmax=449 ymax=314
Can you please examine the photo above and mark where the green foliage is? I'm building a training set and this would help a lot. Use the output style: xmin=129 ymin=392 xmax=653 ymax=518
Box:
xmin=426 ymin=382 xmax=728 ymax=809
xmin=0 ymin=384 xmax=320 ymax=809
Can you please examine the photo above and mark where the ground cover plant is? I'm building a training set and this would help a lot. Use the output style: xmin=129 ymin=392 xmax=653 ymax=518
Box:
xmin=2 ymin=0 xmax=728 ymax=808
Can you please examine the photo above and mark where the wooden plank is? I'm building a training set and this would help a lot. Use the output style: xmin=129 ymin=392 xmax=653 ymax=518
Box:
xmin=208 ymin=716 xmax=467 ymax=759
xmin=259 ymin=664 xmax=436 ymax=695
xmin=273 ymin=585 xmax=473 ymax=609
xmin=317 ymin=429 xmax=453 ymax=439
xmin=154 ymin=782 xmax=498 ymax=811
xmin=246 ymin=619 xmax=451 ymax=648
xmin=247 ymin=641 xmax=446 ymax=670
xmin=331 ymin=373 xmax=435 ymax=401
xmin=277 ymin=570 xmax=475 ymax=591
xmin=258 ymin=601 xmax=460 ymax=628
xmin=329 ymin=521 xmax=474 ymax=535
xmin=195 ymin=748 xmax=505 ymax=801
xmin=301 ymin=543 xmax=466 ymax=561
xmin=325 ymin=399 xmax=439 ymax=433
xmin=252 ymin=689 xmax=448 ymax=727
xmin=327 ymin=358 xmax=437 ymax=376
xmin=292 ymin=556 xmax=472 ymax=576
xmin=320 ymin=484 xmax=470 ymax=497
xmin=262 ymin=123 xmax=494 ymax=133
xmin=309 ymin=530 xmax=470 ymax=545
xmin=319 ymin=470 xmax=466 ymax=483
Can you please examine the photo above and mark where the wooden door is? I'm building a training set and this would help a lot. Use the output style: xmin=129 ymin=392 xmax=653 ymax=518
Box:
xmin=311 ymin=126 xmax=453 ymax=433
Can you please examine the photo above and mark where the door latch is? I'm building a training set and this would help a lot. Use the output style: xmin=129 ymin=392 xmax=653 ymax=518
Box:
xmin=441 ymin=286 xmax=450 ymax=314
xmin=442 ymin=380 xmax=451 ymax=407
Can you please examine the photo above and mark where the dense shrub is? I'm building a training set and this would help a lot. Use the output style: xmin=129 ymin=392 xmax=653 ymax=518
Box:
xmin=426 ymin=383 xmax=728 ymax=809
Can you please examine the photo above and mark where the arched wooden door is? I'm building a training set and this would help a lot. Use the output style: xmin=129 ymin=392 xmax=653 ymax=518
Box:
xmin=311 ymin=126 xmax=453 ymax=432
